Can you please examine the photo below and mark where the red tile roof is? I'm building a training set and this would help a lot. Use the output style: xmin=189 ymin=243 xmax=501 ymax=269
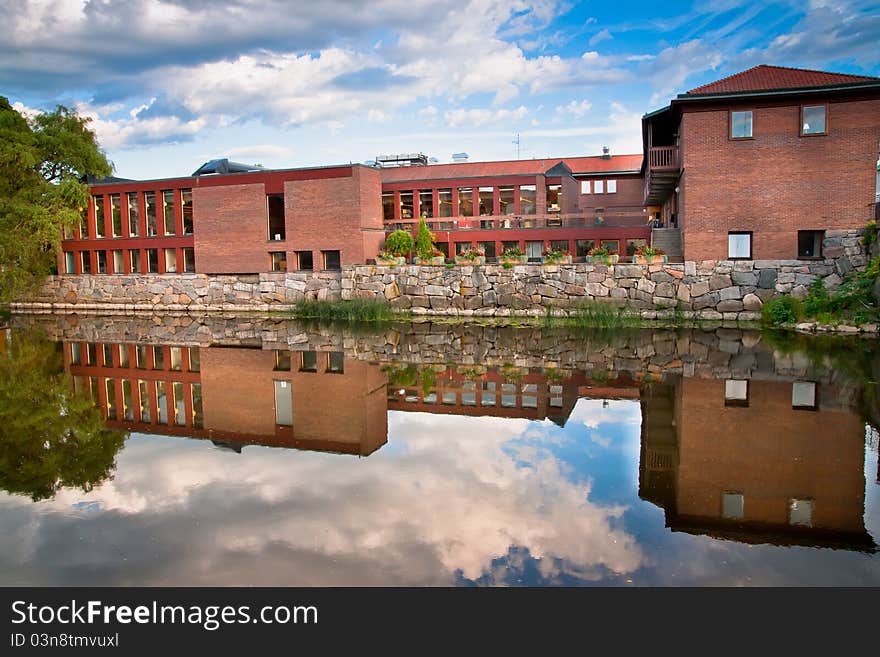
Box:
xmin=378 ymin=154 xmax=642 ymax=182
xmin=686 ymin=65 xmax=880 ymax=95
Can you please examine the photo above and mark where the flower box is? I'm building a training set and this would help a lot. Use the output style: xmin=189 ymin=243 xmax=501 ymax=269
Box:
xmin=499 ymin=255 xmax=528 ymax=265
xmin=543 ymin=255 xmax=573 ymax=265
xmin=589 ymin=254 xmax=619 ymax=264
xmin=632 ymin=254 xmax=668 ymax=265
xmin=454 ymin=256 xmax=486 ymax=265
xmin=376 ymin=256 xmax=406 ymax=267
xmin=413 ymin=256 xmax=446 ymax=266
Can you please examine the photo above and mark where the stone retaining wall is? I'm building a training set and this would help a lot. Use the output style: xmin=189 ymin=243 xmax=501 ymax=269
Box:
xmin=12 ymin=229 xmax=868 ymax=321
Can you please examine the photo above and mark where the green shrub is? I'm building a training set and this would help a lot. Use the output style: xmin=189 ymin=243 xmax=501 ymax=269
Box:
xmin=761 ymin=295 xmax=803 ymax=326
xmin=416 ymin=216 xmax=435 ymax=260
xmin=384 ymin=230 xmax=414 ymax=257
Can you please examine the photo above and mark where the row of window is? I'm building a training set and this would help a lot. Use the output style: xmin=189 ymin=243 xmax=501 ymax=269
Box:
xmin=85 ymin=190 xmax=193 ymax=240
xmin=721 ymin=492 xmax=813 ymax=527
xmin=70 ymin=343 xmax=200 ymax=372
xmin=391 ymin=381 xmax=564 ymax=409
xmin=75 ymin=375 xmax=203 ymax=428
xmin=273 ymin=351 xmax=345 ymax=426
xmin=580 ymin=179 xmax=617 ymax=195
xmin=730 ymin=105 xmax=827 ymax=140
xmin=727 ymin=230 xmax=824 ymax=260
xmin=426 ymin=237 xmax=643 ymax=260
xmin=268 ymin=250 xmax=340 ymax=272
xmin=382 ymin=185 xmax=545 ymax=221
xmin=724 ymin=380 xmax=818 ymax=410
xmin=64 ymin=247 xmax=196 ymax=274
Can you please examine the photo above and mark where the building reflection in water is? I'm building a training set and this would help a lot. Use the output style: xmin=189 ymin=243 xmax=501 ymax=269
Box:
xmin=64 ymin=337 xmax=876 ymax=553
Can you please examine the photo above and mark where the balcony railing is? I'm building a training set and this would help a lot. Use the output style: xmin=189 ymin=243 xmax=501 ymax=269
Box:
xmin=648 ymin=145 xmax=679 ymax=170
xmin=385 ymin=213 xmax=648 ymax=232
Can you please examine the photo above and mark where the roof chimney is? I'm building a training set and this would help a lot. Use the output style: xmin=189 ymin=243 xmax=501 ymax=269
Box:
xmin=452 ymin=152 xmax=469 ymax=163
xmin=601 ymin=146 xmax=611 ymax=159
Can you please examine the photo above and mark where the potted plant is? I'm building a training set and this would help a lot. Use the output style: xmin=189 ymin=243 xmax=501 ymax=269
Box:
xmin=499 ymin=247 xmax=527 ymax=267
xmin=587 ymin=246 xmax=619 ymax=264
xmin=455 ymin=246 xmax=486 ymax=265
xmin=542 ymin=248 xmax=572 ymax=265
xmin=381 ymin=229 xmax=414 ymax=265
xmin=631 ymin=245 xmax=667 ymax=265
xmin=412 ymin=217 xmax=445 ymax=265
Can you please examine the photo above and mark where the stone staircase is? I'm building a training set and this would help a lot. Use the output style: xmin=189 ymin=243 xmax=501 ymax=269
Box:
xmin=651 ymin=228 xmax=683 ymax=262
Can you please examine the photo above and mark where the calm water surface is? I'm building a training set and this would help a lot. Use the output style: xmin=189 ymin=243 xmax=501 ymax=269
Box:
xmin=1 ymin=315 xmax=878 ymax=586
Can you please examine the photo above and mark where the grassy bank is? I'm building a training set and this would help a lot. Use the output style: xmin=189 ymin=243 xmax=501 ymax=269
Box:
xmin=289 ymin=299 xmax=405 ymax=322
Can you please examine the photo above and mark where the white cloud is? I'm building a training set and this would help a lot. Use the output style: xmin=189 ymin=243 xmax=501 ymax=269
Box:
xmin=589 ymin=28 xmax=613 ymax=47
xmin=444 ymin=105 xmax=529 ymax=128
xmin=556 ymin=99 xmax=592 ymax=118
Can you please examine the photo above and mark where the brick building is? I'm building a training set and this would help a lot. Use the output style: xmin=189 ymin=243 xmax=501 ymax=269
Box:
xmin=644 ymin=65 xmax=880 ymax=261
xmin=60 ymin=64 xmax=880 ymax=272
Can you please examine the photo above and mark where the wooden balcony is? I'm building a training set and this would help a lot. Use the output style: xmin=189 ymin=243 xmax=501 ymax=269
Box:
xmin=643 ymin=145 xmax=680 ymax=206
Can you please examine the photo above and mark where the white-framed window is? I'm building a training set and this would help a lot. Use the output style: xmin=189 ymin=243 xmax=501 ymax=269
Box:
xmin=580 ymin=180 xmax=591 ymax=194
xmin=730 ymin=110 xmax=753 ymax=139
xmin=792 ymin=381 xmax=817 ymax=409
xmin=606 ymin=180 xmax=617 ymax=193
xmin=789 ymin=499 xmax=813 ymax=527
xmin=728 ymin=232 xmax=752 ymax=259
xmin=724 ymin=380 xmax=749 ymax=406
xmin=801 ymin=105 xmax=826 ymax=136
xmin=722 ymin=493 xmax=744 ymax=519
xmin=594 ymin=180 xmax=604 ymax=194
xmin=64 ymin=251 xmax=75 ymax=274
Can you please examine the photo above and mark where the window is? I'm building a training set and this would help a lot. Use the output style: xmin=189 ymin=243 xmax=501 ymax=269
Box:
xmin=322 ymin=250 xmax=341 ymax=271
xmin=382 ymin=192 xmax=395 ymax=221
xmin=138 ymin=380 xmax=151 ymax=422
xmin=112 ymin=250 xmax=124 ymax=274
xmin=300 ymin=351 xmax=317 ymax=372
xmin=438 ymin=189 xmax=453 ymax=218
xmin=170 ymin=347 xmax=182 ymax=371
xmin=434 ymin=242 xmax=449 ymax=257
xmin=600 ymin=239 xmax=619 ymax=254
xmin=110 ymin=194 xmax=121 ymax=237
xmin=70 ymin=343 xmax=81 ymax=365
xmin=136 ymin=345 xmax=147 ymax=369
xmin=789 ymin=499 xmax=813 ymax=527
xmin=130 ymin=249 xmax=141 ymax=273
xmin=722 ymin=492 xmax=744 ymax=519
xmin=730 ymin=110 xmax=753 ymax=139
xmin=519 ymin=185 xmax=536 ymax=215
xmin=580 ymin=180 xmax=591 ymax=194
xmin=191 ymin=383 xmax=203 ymax=429
xmin=724 ymin=380 xmax=749 ymax=407
xmin=297 ymin=251 xmax=313 ymax=271
xmin=526 ymin=240 xmax=543 ymax=261
xmin=626 ymin=238 xmax=647 ymax=256
xmin=797 ymin=230 xmax=823 ymax=258
xmin=118 ymin=344 xmax=129 ymax=368
xmin=502 ymin=240 xmax=519 ymax=254
xmin=400 ymin=191 xmax=414 ymax=220
xmin=327 ymin=352 xmax=344 ymax=373
xmin=478 ymin=187 xmax=494 ymax=216
xmin=96 ymin=250 xmax=107 ymax=274
xmin=81 ymin=252 xmax=92 ymax=274
xmin=145 ymin=192 xmax=157 ymax=236
xmin=801 ymin=105 xmax=826 ymax=136
xmin=274 ymin=350 xmax=291 ymax=371
xmin=499 ymin=187 xmax=515 ymax=215
xmin=146 ymin=248 xmax=159 ymax=273
xmin=576 ymin=239 xmax=595 ymax=258
xmin=482 ymin=381 xmax=496 ymax=406
xmin=550 ymin=240 xmax=569 ymax=253
xmin=80 ymin=210 xmax=89 ymax=239
xmin=64 ymin=252 xmax=75 ymax=274
xmin=172 ymin=382 xmax=186 ymax=426
xmin=419 ymin=190 xmax=434 ymax=218
xmin=455 ymin=242 xmax=472 ymax=255
xmin=792 ymin=381 xmax=817 ymax=410
xmin=594 ymin=180 xmax=604 ymax=194
xmin=164 ymin=248 xmax=177 ymax=273
xmin=270 ymin=251 xmax=287 ymax=272
xmin=103 ymin=343 xmax=114 ymax=366
xmin=94 ymin=196 xmax=105 ymax=238
xmin=156 ymin=381 xmax=169 ymax=423
xmin=188 ymin=347 xmax=200 ymax=372
xmin=105 ymin=379 xmax=117 ymax=419
xmin=183 ymin=247 xmax=195 ymax=273
xmin=163 ymin=190 xmax=175 ymax=235
xmin=274 ymin=380 xmax=293 ymax=426
xmin=607 ymin=180 xmax=617 ymax=194
xmin=182 ymin=189 xmax=193 ymax=234
xmin=153 ymin=346 xmax=164 ymax=370
xmin=267 ymin=193 xmax=285 ymax=240
xmin=122 ymin=380 xmax=134 ymax=421
xmin=127 ymin=192 xmax=139 ymax=236
xmin=462 ymin=381 xmax=476 ymax=406
xmin=728 ymin=232 xmax=752 ymax=259
xmin=457 ymin=188 xmax=473 ymax=216
xmin=480 ymin=241 xmax=496 ymax=259
xmin=546 ymin=184 xmax=561 ymax=212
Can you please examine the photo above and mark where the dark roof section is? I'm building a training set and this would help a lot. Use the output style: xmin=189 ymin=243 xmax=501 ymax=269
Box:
xmin=84 ymin=175 xmax=135 ymax=184
xmin=192 ymin=158 xmax=267 ymax=176
xmin=684 ymin=64 xmax=880 ymax=96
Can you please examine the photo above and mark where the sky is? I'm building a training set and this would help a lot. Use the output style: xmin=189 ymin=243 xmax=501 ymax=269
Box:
xmin=2 ymin=0 xmax=880 ymax=180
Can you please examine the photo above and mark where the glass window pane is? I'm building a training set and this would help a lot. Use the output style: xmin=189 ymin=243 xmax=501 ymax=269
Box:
xmin=274 ymin=380 xmax=293 ymax=426
xmin=94 ymin=196 xmax=105 ymax=238
xmin=419 ymin=190 xmax=434 ymax=218
xmin=519 ymin=185 xmax=536 ymax=215
xmin=382 ymin=192 xmax=395 ymax=221
xmin=438 ymin=189 xmax=453 ymax=218
xmin=458 ymin=188 xmax=473 ymax=216
xmin=789 ymin=499 xmax=813 ymax=527
xmin=163 ymin=190 xmax=175 ymax=235
xmin=728 ymin=233 xmax=751 ymax=259
xmin=802 ymin=106 xmax=826 ymax=135
xmin=792 ymin=381 xmax=817 ymax=408
xmin=722 ymin=493 xmax=744 ymax=519
xmin=731 ymin=111 xmax=753 ymax=138
xmin=145 ymin=192 xmax=157 ymax=236
xmin=127 ymin=192 xmax=139 ymax=236
xmin=182 ymin=189 xmax=193 ymax=234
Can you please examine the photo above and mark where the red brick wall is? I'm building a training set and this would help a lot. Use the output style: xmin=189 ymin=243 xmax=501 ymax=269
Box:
xmin=286 ymin=165 xmax=384 ymax=267
xmin=681 ymin=98 xmax=880 ymax=260
xmin=193 ymin=183 xmax=268 ymax=273
xmin=577 ymin=173 xmax=646 ymax=225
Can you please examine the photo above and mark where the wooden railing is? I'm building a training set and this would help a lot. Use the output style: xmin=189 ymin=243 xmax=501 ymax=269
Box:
xmin=385 ymin=213 xmax=648 ymax=232
xmin=648 ymin=145 xmax=679 ymax=170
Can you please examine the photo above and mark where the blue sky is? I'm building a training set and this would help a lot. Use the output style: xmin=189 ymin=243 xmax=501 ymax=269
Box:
xmin=3 ymin=1 xmax=879 ymax=179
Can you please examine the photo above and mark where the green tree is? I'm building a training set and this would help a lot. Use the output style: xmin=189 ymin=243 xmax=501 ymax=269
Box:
xmin=0 ymin=331 xmax=127 ymax=501
xmin=0 ymin=97 xmax=111 ymax=302
xmin=415 ymin=216 xmax=435 ymax=260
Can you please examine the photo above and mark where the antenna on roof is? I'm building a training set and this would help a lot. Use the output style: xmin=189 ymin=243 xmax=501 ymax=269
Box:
xmin=513 ymin=132 xmax=521 ymax=160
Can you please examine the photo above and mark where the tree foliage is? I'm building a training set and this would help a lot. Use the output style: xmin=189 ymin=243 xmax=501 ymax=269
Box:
xmin=384 ymin=229 xmax=414 ymax=257
xmin=0 ymin=330 xmax=127 ymax=501
xmin=0 ymin=97 xmax=111 ymax=302
xmin=415 ymin=216 xmax=435 ymax=260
